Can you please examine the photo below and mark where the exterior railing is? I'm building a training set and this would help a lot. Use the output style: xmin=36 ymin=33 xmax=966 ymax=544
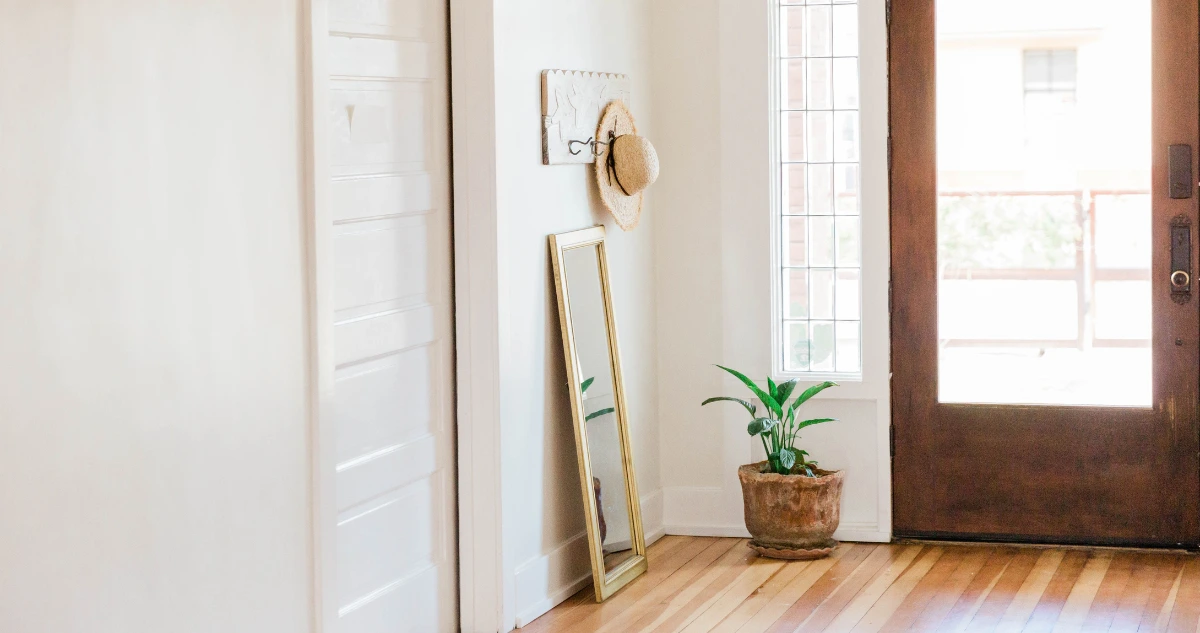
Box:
xmin=938 ymin=189 xmax=1151 ymax=351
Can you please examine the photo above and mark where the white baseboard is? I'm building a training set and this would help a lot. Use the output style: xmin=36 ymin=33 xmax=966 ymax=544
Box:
xmin=645 ymin=523 xmax=666 ymax=546
xmin=664 ymin=521 xmax=890 ymax=543
xmin=513 ymin=530 xmax=590 ymax=629
xmin=640 ymin=489 xmax=664 ymax=539
xmin=514 ymin=570 xmax=591 ymax=629
xmin=664 ymin=485 xmax=891 ymax=544
xmin=832 ymin=522 xmax=892 ymax=543
xmin=513 ymin=489 xmax=665 ymax=629
xmin=665 ymin=524 xmax=752 ymax=538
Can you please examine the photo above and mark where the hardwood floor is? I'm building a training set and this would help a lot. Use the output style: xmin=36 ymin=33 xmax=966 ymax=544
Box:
xmin=521 ymin=536 xmax=1200 ymax=633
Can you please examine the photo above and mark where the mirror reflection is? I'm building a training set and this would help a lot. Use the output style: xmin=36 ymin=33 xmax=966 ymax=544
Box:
xmin=562 ymin=245 xmax=635 ymax=574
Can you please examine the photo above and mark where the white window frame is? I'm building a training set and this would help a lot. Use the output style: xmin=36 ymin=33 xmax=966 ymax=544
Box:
xmin=768 ymin=0 xmax=866 ymax=382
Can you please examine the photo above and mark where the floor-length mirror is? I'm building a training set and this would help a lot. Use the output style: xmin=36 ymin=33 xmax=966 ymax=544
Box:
xmin=549 ymin=226 xmax=646 ymax=601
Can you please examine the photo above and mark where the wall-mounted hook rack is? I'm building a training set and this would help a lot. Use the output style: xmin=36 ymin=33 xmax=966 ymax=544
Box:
xmin=541 ymin=69 xmax=631 ymax=165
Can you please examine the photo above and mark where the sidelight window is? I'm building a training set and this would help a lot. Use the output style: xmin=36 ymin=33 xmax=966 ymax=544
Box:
xmin=775 ymin=0 xmax=862 ymax=376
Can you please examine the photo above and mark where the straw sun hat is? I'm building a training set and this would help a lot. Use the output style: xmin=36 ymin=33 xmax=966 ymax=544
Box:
xmin=594 ymin=101 xmax=659 ymax=231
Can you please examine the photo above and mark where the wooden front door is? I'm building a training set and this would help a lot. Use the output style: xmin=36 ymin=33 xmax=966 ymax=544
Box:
xmin=889 ymin=0 xmax=1200 ymax=545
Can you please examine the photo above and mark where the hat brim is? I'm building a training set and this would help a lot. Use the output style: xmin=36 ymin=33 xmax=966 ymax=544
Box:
xmin=595 ymin=101 xmax=642 ymax=231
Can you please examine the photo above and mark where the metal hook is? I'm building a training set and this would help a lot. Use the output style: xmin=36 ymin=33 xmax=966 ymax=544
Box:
xmin=567 ymin=136 xmax=610 ymax=157
xmin=567 ymin=137 xmax=593 ymax=155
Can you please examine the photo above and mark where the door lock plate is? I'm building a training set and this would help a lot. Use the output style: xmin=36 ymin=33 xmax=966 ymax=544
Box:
xmin=1171 ymin=214 xmax=1192 ymax=304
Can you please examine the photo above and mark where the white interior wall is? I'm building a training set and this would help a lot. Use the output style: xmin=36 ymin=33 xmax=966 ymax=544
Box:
xmin=489 ymin=1 xmax=662 ymax=629
xmin=0 ymin=3 xmax=313 ymax=632
xmin=651 ymin=0 xmax=893 ymax=543
xmin=0 ymin=2 xmax=895 ymax=632
xmin=454 ymin=0 xmax=892 ymax=628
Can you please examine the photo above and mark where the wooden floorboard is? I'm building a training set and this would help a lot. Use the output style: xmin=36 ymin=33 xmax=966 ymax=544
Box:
xmin=522 ymin=537 xmax=1200 ymax=633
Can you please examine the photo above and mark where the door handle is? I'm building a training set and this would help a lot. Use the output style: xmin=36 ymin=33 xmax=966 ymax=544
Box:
xmin=1171 ymin=214 xmax=1191 ymax=304
xmin=1168 ymin=144 xmax=1193 ymax=304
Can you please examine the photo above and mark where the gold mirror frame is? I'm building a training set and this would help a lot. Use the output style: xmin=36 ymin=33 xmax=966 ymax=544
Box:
xmin=549 ymin=225 xmax=647 ymax=601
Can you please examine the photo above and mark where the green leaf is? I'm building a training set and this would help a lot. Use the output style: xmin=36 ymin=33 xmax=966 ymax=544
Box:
xmin=716 ymin=365 xmax=782 ymax=418
xmin=781 ymin=447 xmax=806 ymax=469
xmin=701 ymin=396 xmax=757 ymax=417
xmin=778 ymin=448 xmax=797 ymax=472
xmin=747 ymin=417 xmax=777 ymax=436
xmin=787 ymin=381 xmax=838 ymax=419
xmin=775 ymin=379 xmax=799 ymax=408
xmin=585 ymin=407 xmax=615 ymax=421
xmin=804 ymin=465 xmax=815 ymax=477
xmin=795 ymin=417 xmax=836 ymax=432
xmin=581 ymin=377 xmax=595 ymax=393
xmin=767 ymin=377 xmax=778 ymax=400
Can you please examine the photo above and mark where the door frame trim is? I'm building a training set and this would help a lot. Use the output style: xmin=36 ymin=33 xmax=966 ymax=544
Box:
xmin=303 ymin=1 xmax=506 ymax=630
xmin=301 ymin=0 xmax=337 ymax=631
xmin=448 ymin=1 xmax=509 ymax=631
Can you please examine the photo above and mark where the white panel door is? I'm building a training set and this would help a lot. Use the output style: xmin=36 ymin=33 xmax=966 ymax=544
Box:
xmin=325 ymin=1 xmax=455 ymax=631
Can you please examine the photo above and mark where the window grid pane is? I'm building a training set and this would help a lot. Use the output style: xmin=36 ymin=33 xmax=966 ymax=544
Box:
xmin=778 ymin=0 xmax=861 ymax=374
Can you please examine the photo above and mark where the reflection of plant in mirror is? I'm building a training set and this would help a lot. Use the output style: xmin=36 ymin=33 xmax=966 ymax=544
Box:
xmin=581 ymin=376 xmax=616 ymax=422
xmin=701 ymin=366 xmax=837 ymax=476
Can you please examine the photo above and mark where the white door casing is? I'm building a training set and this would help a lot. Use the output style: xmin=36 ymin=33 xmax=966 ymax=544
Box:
xmin=311 ymin=0 xmax=457 ymax=631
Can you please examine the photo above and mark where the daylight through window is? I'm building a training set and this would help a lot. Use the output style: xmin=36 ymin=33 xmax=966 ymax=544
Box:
xmin=777 ymin=0 xmax=862 ymax=374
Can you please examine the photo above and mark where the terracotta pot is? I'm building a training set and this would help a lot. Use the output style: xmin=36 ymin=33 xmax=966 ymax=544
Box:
xmin=738 ymin=462 xmax=845 ymax=559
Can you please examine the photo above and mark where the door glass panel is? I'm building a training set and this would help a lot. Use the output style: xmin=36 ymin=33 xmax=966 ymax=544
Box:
xmin=936 ymin=0 xmax=1152 ymax=405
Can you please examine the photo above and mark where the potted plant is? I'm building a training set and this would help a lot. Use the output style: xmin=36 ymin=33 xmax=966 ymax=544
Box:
xmin=702 ymin=365 xmax=842 ymax=560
